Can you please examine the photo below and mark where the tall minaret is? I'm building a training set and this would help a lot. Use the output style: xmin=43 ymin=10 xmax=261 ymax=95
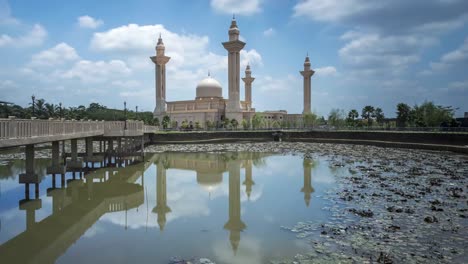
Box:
xmin=152 ymin=162 xmax=171 ymax=231
xmin=224 ymin=160 xmax=246 ymax=254
xmin=242 ymin=64 xmax=255 ymax=111
xmin=151 ymin=34 xmax=171 ymax=118
xmin=300 ymin=54 xmax=315 ymax=114
xmin=223 ymin=16 xmax=245 ymax=121
xmin=301 ymin=158 xmax=315 ymax=207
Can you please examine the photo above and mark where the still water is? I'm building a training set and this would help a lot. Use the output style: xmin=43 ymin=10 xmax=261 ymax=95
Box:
xmin=0 ymin=152 xmax=339 ymax=263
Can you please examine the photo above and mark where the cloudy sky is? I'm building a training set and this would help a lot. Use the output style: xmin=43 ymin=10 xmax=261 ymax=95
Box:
xmin=1 ymin=0 xmax=467 ymax=117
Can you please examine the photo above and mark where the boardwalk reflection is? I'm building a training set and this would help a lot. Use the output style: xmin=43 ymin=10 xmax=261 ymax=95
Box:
xmin=0 ymin=152 xmax=317 ymax=261
xmin=0 ymin=157 xmax=149 ymax=264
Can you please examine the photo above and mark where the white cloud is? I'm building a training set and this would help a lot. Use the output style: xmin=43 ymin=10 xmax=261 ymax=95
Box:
xmin=61 ymin=60 xmax=131 ymax=83
xmin=293 ymin=0 xmax=379 ymax=23
xmin=77 ymin=15 xmax=103 ymax=29
xmin=445 ymin=80 xmax=468 ymax=92
xmin=315 ymin=66 xmax=337 ymax=76
xmin=29 ymin=42 xmax=79 ymax=67
xmin=211 ymin=0 xmax=262 ymax=15
xmin=338 ymin=32 xmax=434 ymax=75
xmin=263 ymin=27 xmax=275 ymax=37
xmin=0 ymin=24 xmax=47 ymax=47
xmin=0 ymin=0 xmax=19 ymax=25
xmin=240 ymin=49 xmax=263 ymax=69
xmin=112 ymin=80 xmax=141 ymax=88
xmin=424 ymin=37 xmax=468 ymax=74
xmin=0 ymin=79 xmax=16 ymax=90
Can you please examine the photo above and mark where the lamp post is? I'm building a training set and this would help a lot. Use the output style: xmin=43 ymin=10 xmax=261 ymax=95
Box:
xmin=135 ymin=106 xmax=138 ymax=120
xmin=31 ymin=95 xmax=36 ymax=118
xmin=59 ymin=102 xmax=63 ymax=119
xmin=124 ymin=101 xmax=127 ymax=130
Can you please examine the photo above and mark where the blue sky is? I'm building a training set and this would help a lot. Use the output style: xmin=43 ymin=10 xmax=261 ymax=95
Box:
xmin=0 ymin=0 xmax=467 ymax=117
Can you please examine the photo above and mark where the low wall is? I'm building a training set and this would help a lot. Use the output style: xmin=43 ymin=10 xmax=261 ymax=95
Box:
xmin=151 ymin=130 xmax=468 ymax=154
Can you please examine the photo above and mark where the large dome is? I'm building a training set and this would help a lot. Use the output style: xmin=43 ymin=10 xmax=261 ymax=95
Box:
xmin=196 ymin=76 xmax=222 ymax=98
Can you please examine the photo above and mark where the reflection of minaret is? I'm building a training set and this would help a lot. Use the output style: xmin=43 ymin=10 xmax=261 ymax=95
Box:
xmin=301 ymin=158 xmax=315 ymax=207
xmin=242 ymin=160 xmax=254 ymax=200
xmin=152 ymin=163 xmax=171 ymax=231
xmin=224 ymin=160 xmax=246 ymax=254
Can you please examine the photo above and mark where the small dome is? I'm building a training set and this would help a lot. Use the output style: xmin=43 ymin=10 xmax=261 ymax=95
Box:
xmin=196 ymin=76 xmax=222 ymax=98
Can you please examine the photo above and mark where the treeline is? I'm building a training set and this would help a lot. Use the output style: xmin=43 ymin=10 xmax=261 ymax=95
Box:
xmin=322 ymin=101 xmax=460 ymax=128
xmin=0 ymin=99 xmax=156 ymax=125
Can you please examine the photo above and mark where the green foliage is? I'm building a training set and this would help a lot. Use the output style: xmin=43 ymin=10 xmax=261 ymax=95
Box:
xmin=251 ymin=113 xmax=263 ymax=129
xmin=230 ymin=119 xmax=239 ymax=129
xmin=361 ymin=105 xmax=375 ymax=126
xmin=194 ymin=121 xmax=201 ymax=129
xmin=162 ymin=115 xmax=171 ymax=129
xmin=328 ymin=109 xmax=346 ymax=128
xmin=303 ymin=112 xmax=318 ymax=128
xmin=411 ymin=101 xmax=455 ymax=127
xmin=153 ymin=117 xmax=160 ymax=127
xmin=396 ymin=103 xmax=411 ymax=127
xmin=374 ymin=107 xmax=385 ymax=125
xmin=347 ymin=109 xmax=359 ymax=126
xmin=241 ymin=118 xmax=249 ymax=130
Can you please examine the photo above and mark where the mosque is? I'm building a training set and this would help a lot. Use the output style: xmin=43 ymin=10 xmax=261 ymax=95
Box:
xmin=151 ymin=17 xmax=315 ymax=128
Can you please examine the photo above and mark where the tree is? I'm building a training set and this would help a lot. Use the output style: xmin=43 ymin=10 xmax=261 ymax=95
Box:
xmin=374 ymin=107 xmax=385 ymax=125
xmin=347 ymin=109 xmax=359 ymax=126
xmin=411 ymin=101 xmax=455 ymax=127
xmin=231 ymin=119 xmax=239 ymax=129
xmin=396 ymin=103 xmax=411 ymax=127
xmin=194 ymin=121 xmax=201 ymax=130
xmin=251 ymin=113 xmax=263 ymax=129
xmin=154 ymin=117 xmax=160 ymax=127
xmin=303 ymin=112 xmax=318 ymax=128
xmin=361 ymin=105 xmax=375 ymax=126
xmin=328 ymin=109 xmax=346 ymax=128
xmin=241 ymin=119 xmax=249 ymax=130
xmin=162 ymin=115 xmax=171 ymax=129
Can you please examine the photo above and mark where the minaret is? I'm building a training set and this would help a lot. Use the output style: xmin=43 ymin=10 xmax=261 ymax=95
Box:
xmin=152 ymin=162 xmax=171 ymax=231
xmin=222 ymin=16 xmax=246 ymax=121
xmin=151 ymin=34 xmax=171 ymax=118
xmin=301 ymin=158 xmax=315 ymax=207
xmin=242 ymin=64 xmax=255 ymax=111
xmin=224 ymin=160 xmax=246 ymax=254
xmin=242 ymin=159 xmax=254 ymax=199
xmin=300 ymin=54 xmax=315 ymax=114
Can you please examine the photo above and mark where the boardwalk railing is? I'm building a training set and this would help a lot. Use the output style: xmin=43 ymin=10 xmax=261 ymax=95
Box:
xmin=0 ymin=118 xmax=157 ymax=141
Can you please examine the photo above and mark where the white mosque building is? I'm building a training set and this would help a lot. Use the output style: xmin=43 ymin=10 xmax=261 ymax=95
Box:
xmin=151 ymin=17 xmax=314 ymax=128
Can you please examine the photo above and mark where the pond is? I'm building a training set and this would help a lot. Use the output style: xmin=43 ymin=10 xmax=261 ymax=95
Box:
xmin=0 ymin=142 xmax=467 ymax=264
xmin=0 ymin=150 xmax=339 ymax=264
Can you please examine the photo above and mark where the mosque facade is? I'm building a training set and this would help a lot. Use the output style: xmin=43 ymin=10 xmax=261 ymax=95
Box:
xmin=151 ymin=18 xmax=314 ymax=128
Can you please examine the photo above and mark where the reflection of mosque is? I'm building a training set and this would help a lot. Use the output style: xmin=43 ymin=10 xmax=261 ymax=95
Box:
xmin=152 ymin=153 xmax=316 ymax=254
xmin=0 ymin=153 xmax=316 ymax=262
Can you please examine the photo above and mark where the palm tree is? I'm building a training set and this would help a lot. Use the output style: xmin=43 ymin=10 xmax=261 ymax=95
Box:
xmin=361 ymin=105 xmax=375 ymax=127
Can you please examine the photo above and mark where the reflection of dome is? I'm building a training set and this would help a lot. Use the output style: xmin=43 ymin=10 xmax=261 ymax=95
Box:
xmin=197 ymin=172 xmax=222 ymax=192
xmin=196 ymin=76 xmax=222 ymax=98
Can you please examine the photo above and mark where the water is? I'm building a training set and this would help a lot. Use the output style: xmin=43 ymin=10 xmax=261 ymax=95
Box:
xmin=0 ymin=151 xmax=339 ymax=264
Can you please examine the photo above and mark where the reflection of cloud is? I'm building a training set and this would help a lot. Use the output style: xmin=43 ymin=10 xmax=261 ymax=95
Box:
xmin=83 ymin=224 xmax=103 ymax=238
xmin=213 ymin=236 xmax=264 ymax=264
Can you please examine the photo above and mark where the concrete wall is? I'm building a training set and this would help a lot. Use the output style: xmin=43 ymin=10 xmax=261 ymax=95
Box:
xmin=150 ymin=131 xmax=468 ymax=154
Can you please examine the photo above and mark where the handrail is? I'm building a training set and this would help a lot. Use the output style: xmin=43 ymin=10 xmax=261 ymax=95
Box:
xmin=0 ymin=119 xmax=158 ymax=140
